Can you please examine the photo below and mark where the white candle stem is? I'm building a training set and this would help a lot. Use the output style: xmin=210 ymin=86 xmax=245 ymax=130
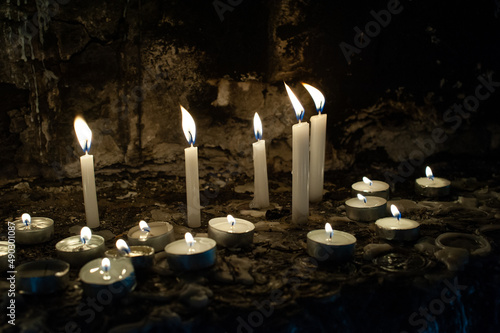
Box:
xmin=80 ymin=154 xmax=100 ymax=228
xmin=292 ymin=122 xmax=309 ymax=224
xmin=185 ymin=146 xmax=201 ymax=227
xmin=309 ymin=113 xmax=327 ymax=203
xmin=252 ymin=139 xmax=269 ymax=209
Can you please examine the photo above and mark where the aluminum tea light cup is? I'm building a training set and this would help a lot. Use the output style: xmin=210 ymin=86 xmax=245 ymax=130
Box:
xmin=375 ymin=205 xmax=420 ymax=242
xmin=351 ymin=177 xmax=390 ymax=199
xmin=127 ymin=220 xmax=175 ymax=252
xmin=435 ymin=232 xmax=491 ymax=256
xmin=14 ymin=213 xmax=54 ymax=245
xmin=105 ymin=239 xmax=155 ymax=271
xmin=165 ymin=232 xmax=216 ymax=271
xmin=415 ymin=166 xmax=450 ymax=197
xmin=79 ymin=257 xmax=136 ymax=298
xmin=345 ymin=194 xmax=387 ymax=222
xmin=56 ymin=227 xmax=105 ymax=267
xmin=17 ymin=259 xmax=70 ymax=294
xmin=208 ymin=215 xmax=255 ymax=248
xmin=307 ymin=223 xmax=356 ymax=263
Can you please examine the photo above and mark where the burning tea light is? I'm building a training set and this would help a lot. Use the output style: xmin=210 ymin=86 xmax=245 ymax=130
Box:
xmin=17 ymin=259 xmax=70 ymax=294
xmin=345 ymin=194 xmax=387 ymax=222
xmin=307 ymin=223 xmax=357 ymax=262
xmin=55 ymin=226 xmax=105 ymax=267
xmin=127 ymin=220 xmax=174 ymax=252
xmin=351 ymin=177 xmax=390 ymax=199
xmin=415 ymin=166 xmax=451 ymax=197
xmin=251 ymin=113 xmax=270 ymax=209
xmin=105 ymin=239 xmax=155 ymax=271
xmin=164 ymin=232 xmax=216 ymax=271
xmin=14 ymin=213 xmax=54 ymax=244
xmin=79 ymin=257 xmax=136 ymax=298
xmin=375 ymin=205 xmax=420 ymax=242
xmin=208 ymin=215 xmax=255 ymax=248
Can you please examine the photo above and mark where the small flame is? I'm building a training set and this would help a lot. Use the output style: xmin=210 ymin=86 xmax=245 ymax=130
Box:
xmin=139 ymin=220 xmax=150 ymax=232
xmin=101 ymin=258 xmax=111 ymax=280
xmin=362 ymin=177 xmax=373 ymax=186
xmin=80 ymin=226 xmax=92 ymax=244
xmin=21 ymin=213 xmax=31 ymax=227
xmin=391 ymin=205 xmax=402 ymax=221
xmin=185 ymin=232 xmax=195 ymax=249
xmin=116 ymin=239 xmax=131 ymax=255
xmin=357 ymin=193 xmax=367 ymax=204
xmin=302 ymin=83 xmax=325 ymax=114
xmin=284 ymin=82 xmax=305 ymax=122
xmin=181 ymin=105 xmax=196 ymax=146
xmin=227 ymin=214 xmax=236 ymax=227
xmin=325 ymin=223 xmax=334 ymax=240
xmin=74 ymin=116 xmax=92 ymax=154
xmin=253 ymin=113 xmax=263 ymax=140
xmin=425 ymin=166 xmax=434 ymax=181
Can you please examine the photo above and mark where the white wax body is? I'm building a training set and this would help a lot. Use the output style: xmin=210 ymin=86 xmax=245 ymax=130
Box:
xmin=80 ymin=154 xmax=99 ymax=228
xmin=415 ymin=177 xmax=451 ymax=188
xmin=345 ymin=196 xmax=387 ymax=208
xmin=165 ymin=237 xmax=216 ymax=255
xmin=209 ymin=217 xmax=255 ymax=233
xmin=352 ymin=180 xmax=389 ymax=193
xmin=252 ymin=140 xmax=269 ymax=209
xmin=80 ymin=259 xmax=133 ymax=284
xmin=185 ymin=146 xmax=201 ymax=227
xmin=309 ymin=113 xmax=327 ymax=203
xmin=292 ymin=122 xmax=309 ymax=224
xmin=129 ymin=225 xmax=168 ymax=239
xmin=307 ymin=229 xmax=356 ymax=245
xmin=375 ymin=217 xmax=420 ymax=230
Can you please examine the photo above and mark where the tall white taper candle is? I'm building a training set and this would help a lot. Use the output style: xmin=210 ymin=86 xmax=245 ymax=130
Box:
xmin=251 ymin=113 xmax=269 ymax=209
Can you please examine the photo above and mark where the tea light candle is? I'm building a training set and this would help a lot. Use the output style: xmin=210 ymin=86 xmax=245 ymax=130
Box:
xmin=164 ymin=232 xmax=216 ymax=271
xmin=14 ymin=213 xmax=54 ymax=244
xmin=375 ymin=205 xmax=420 ymax=242
xmin=345 ymin=194 xmax=387 ymax=222
xmin=208 ymin=215 xmax=255 ymax=248
xmin=415 ymin=166 xmax=451 ymax=197
xmin=307 ymin=223 xmax=356 ymax=262
xmin=17 ymin=259 xmax=70 ymax=294
xmin=0 ymin=241 xmax=9 ymax=273
xmin=285 ymin=82 xmax=309 ymax=225
xmin=74 ymin=116 xmax=100 ymax=228
xmin=127 ymin=220 xmax=175 ymax=252
xmin=79 ymin=257 xmax=136 ymax=298
xmin=251 ymin=113 xmax=270 ymax=209
xmin=435 ymin=232 xmax=491 ymax=256
xmin=55 ymin=226 xmax=105 ymax=267
xmin=303 ymin=83 xmax=326 ymax=203
xmin=351 ymin=177 xmax=390 ymax=199
xmin=181 ymin=106 xmax=201 ymax=228
xmin=105 ymin=239 xmax=155 ymax=271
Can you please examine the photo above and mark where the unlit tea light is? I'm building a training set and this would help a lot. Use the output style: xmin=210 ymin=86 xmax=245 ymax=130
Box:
xmin=127 ymin=220 xmax=174 ymax=252
xmin=55 ymin=226 xmax=105 ymax=267
xmin=351 ymin=177 xmax=390 ymax=199
xmin=165 ymin=232 xmax=216 ymax=271
xmin=345 ymin=194 xmax=387 ymax=222
xmin=415 ymin=166 xmax=450 ymax=197
xmin=307 ymin=223 xmax=356 ymax=262
xmin=375 ymin=205 xmax=420 ymax=242
xmin=14 ymin=213 xmax=54 ymax=244
xmin=208 ymin=215 xmax=255 ymax=248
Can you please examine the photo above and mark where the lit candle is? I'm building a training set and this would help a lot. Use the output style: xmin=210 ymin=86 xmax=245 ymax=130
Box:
xmin=345 ymin=194 xmax=387 ymax=221
xmin=74 ymin=116 xmax=99 ymax=228
xmin=375 ymin=205 xmax=420 ymax=242
xmin=105 ymin=239 xmax=155 ymax=271
xmin=181 ymin=106 xmax=201 ymax=228
xmin=306 ymin=223 xmax=357 ymax=262
xmin=303 ymin=83 xmax=326 ymax=203
xmin=415 ymin=166 xmax=451 ymax=197
xmin=208 ymin=214 xmax=255 ymax=248
xmin=14 ymin=213 xmax=54 ymax=244
xmin=164 ymin=232 xmax=217 ymax=271
xmin=351 ymin=176 xmax=390 ymax=199
xmin=127 ymin=220 xmax=175 ymax=252
xmin=55 ymin=226 xmax=105 ymax=267
xmin=285 ymin=82 xmax=309 ymax=225
xmin=251 ymin=113 xmax=270 ymax=209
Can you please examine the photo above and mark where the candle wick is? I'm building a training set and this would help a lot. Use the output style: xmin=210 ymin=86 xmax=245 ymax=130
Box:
xmin=190 ymin=143 xmax=194 ymax=148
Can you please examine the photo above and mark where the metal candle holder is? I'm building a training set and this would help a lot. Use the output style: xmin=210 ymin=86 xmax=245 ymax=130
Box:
xmin=207 ymin=217 xmax=255 ymax=249
xmin=165 ymin=237 xmax=216 ymax=271
xmin=17 ymin=259 xmax=70 ymax=294
xmin=306 ymin=229 xmax=356 ymax=263
xmin=14 ymin=217 xmax=54 ymax=244
xmin=55 ymin=235 xmax=105 ymax=267
xmin=127 ymin=222 xmax=175 ymax=252
xmin=105 ymin=245 xmax=155 ymax=271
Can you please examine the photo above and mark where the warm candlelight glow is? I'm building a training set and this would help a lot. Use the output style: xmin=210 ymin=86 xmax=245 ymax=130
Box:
xmin=426 ymin=166 xmax=434 ymax=180
xmin=185 ymin=232 xmax=195 ymax=253
xmin=391 ymin=205 xmax=402 ymax=221
xmin=101 ymin=258 xmax=111 ymax=280
xmin=116 ymin=239 xmax=131 ymax=255
xmin=253 ymin=113 xmax=263 ymax=140
xmin=139 ymin=220 xmax=150 ymax=232
xmin=80 ymin=226 xmax=92 ymax=244
xmin=181 ymin=105 xmax=196 ymax=146
xmin=302 ymin=83 xmax=325 ymax=114
xmin=74 ymin=116 xmax=92 ymax=154
xmin=284 ymin=82 xmax=305 ymax=122
xmin=357 ymin=193 xmax=367 ymax=204
xmin=21 ymin=213 xmax=31 ymax=227
xmin=227 ymin=214 xmax=236 ymax=227
xmin=362 ymin=177 xmax=373 ymax=186
xmin=325 ymin=223 xmax=333 ymax=240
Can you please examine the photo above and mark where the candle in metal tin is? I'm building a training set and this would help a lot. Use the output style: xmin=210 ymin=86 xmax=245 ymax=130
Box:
xmin=105 ymin=239 xmax=155 ymax=271
xmin=208 ymin=215 xmax=255 ymax=249
xmin=165 ymin=232 xmax=216 ymax=271
xmin=55 ymin=226 xmax=105 ymax=267
xmin=14 ymin=213 xmax=54 ymax=244
xmin=307 ymin=223 xmax=357 ymax=262
xmin=375 ymin=205 xmax=420 ymax=242
xmin=127 ymin=220 xmax=175 ymax=252
xmin=345 ymin=194 xmax=387 ymax=222
xmin=17 ymin=259 xmax=70 ymax=294
xmin=415 ymin=166 xmax=451 ymax=197
xmin=351 ymin=177 xmax=390 ymax=199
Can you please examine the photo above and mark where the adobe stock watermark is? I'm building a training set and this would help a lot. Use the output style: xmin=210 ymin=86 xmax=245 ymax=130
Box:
xmin=401 ymin=277 xmax=468 ymax=333
xmin=384 ymin=72 xmax=500 ymax=185
xmin=339 ymin=0 xmax=405 ymax=64
xmin=213 ymin=0 xmax=244 ymax=22
xmin=6 ymin=222 xmax=17 ymax=326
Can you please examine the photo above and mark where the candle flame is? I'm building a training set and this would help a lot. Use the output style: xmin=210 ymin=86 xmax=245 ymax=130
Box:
xmin=74 ymin=116 xmax=92 ymax=154
xmin=80 ymin=226 xmax=92 ymax=244
xmin=425 ymin=166 xmax=434 ymax=181
xmin=185 ymin=232 xmax=195 ymax=248
xmin=181 ymin=105 xmax=196 ymax=146
xmin=139 ymin=220 xmax=151 ymax=232
xmin=101 ymin=258 xmax=110 ymax=272
xmin=357 ymin=193 xmax=367 ymax=204
xmin=253 ymin=113 xmax=263 ymax=140
xmin=116 ymin=239 xmax=131 ymax=255
xmin=391 ymin=205 xmax=402 ymax=221
xmin=362 ymin=177 xmax=373 ymax=186
xmin=325 ymin=223 xmax=334 ymax=240
xmin=284 ymin=82 xmax=305 ymax=122
xmin=21 ymin=213 xmax=31 ymax=227
xmin=302 ymin=83 xmax=325 ymax=114
xmin=227 ymin=214 xmax=236 ymax=227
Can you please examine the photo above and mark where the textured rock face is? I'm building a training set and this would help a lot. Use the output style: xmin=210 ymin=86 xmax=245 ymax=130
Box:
xmin=0 ymin=1 xmax=499 ymax=182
